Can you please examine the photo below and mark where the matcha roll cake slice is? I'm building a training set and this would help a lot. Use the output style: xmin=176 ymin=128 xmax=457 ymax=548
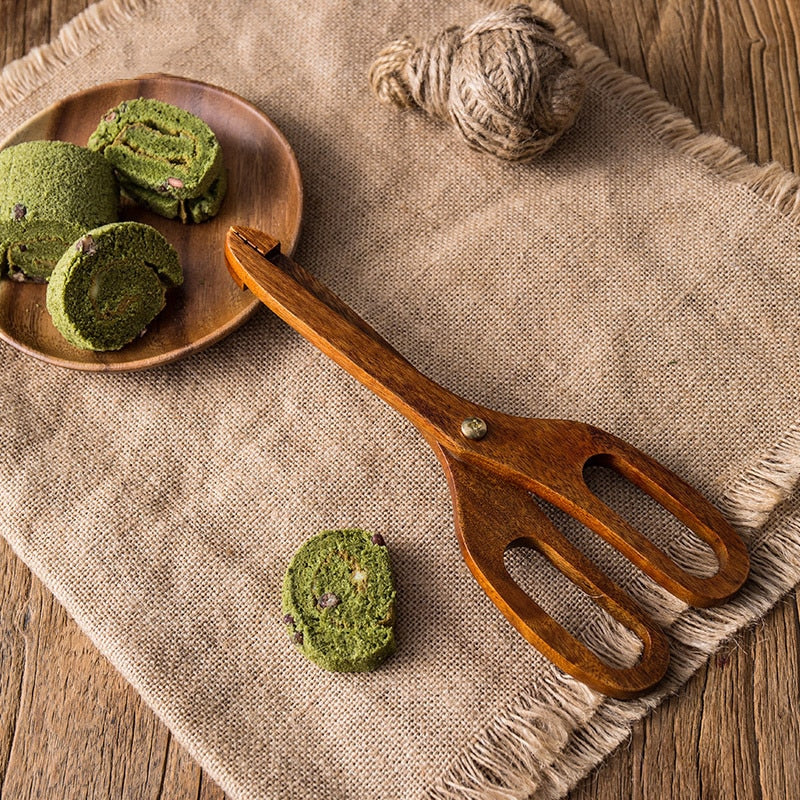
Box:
xmin=0 ymin=140 xmax=119 ymax=280
xmin=46 ymin=221 xmax=182 ymax=351
xmin=0 ymin=220 xmax=85 ymax=283
xmin=123 ymin=167 xmax=228 ymax=224
xmin=88 ymin=98 xmax=226 ymax=223
xmin=282 ymin=528 xmax=396 ymax=672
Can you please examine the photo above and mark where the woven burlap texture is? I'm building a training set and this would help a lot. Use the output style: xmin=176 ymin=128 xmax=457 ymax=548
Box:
xmin=3 ymin=1 xmax=800 ymax=798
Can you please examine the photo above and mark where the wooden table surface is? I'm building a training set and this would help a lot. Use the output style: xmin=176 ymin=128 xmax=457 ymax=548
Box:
xmin=1 ymin=1 xmax=798 ymax=797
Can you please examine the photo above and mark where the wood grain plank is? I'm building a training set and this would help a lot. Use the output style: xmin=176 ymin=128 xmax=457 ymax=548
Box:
xmin=0 ymin=536 xmax=32 ymax=795
xmin=698 ymin=641 xmax=762 ymax=799
xmin=559 ymin=0 xmax=800 ymax=797
xmin=1 ymin=0 xmax=25 ymax=66
xmin=751 ymin=593 xmax=800 ymax=800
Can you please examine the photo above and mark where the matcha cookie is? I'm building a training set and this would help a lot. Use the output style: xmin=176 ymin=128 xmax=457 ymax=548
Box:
xmin=87 ymin=98 xmax=226 ymax=223
xmin=282 ymin=528 xmax=396 ymax=672
xmin=0 ymin=140 xmax=119 ymax=280
xmin=46 ymin=221 xmax=182 ymax=351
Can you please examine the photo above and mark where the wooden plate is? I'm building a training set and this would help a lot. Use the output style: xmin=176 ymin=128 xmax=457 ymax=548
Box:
xmin=0 ymin=74 xmax=303 ymax=371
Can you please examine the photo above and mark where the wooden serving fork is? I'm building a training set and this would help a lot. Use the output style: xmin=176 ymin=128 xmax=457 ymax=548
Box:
xmin=224 ymin=225 xmax=750 ymax=698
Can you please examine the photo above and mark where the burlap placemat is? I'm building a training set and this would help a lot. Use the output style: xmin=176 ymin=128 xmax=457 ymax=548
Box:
xmin=3 ymin=1 xmax=800 ymax=798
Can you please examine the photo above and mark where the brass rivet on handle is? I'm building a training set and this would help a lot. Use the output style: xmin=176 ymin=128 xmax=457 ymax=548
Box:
xmin=461 ymin=417 xmax=488 ymax=440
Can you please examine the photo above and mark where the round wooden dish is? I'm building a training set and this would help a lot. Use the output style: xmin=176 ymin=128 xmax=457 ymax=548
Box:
xmin=0 ymin=74 xmax=303 ymax=371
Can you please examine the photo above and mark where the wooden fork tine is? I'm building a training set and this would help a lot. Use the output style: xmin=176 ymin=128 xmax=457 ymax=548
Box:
xmin=547 ymin=425 xmax=750 ymax=607
xmin=481 ymin=417 xmax=750 ymax=608
xmin=435 ymin=444 xmax=671 ymax=698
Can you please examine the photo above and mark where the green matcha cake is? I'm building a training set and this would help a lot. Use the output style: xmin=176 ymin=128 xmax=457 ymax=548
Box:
xmin=282 ymin=528 xmax=396 ymax=672
xmin=87 ymin=98 xmax=226 ymax=223
xmin=122 ymin=167 xmax=228 ymax=224
xmin=45 ymin=221 xmax=182 ymax=351
xmin=0 ymin=140 xmax=119 ymax=280
xmin=0 ymin=220 xmax=85 ymax=283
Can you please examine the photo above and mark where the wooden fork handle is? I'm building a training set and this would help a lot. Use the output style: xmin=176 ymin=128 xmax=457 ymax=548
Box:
xmin=225 ymin=226 xmax=483 ymax=451
xmin=226 ymin=226 xmax=406 ymax=359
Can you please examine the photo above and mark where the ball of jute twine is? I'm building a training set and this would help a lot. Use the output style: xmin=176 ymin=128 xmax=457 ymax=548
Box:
xmin=368 ymin=5 xmax=586 ymax=162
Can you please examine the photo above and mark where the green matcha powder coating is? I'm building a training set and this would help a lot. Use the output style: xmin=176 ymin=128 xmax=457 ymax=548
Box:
xmin=122 ymin=168 xmax=228 ymax=224
xmin=0 ymin=140 xmax=119 ymax=280
xmin=0 ymin=220 xmax=85 ymax=282
xmin=282 ymin=528 xmax=396 ymax=672
xmin=0 ymin=140 xmax=119 ymax=227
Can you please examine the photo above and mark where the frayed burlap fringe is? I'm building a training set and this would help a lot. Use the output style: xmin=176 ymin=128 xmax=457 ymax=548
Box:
xmin=719 ymin=424 xmax=800 ymax=531
xmin=0 ymin=0 xmax=153 ymax=116
xmin=423 ymin=3 xmax=800 ymax=799
xmin=481 ymin=0 xmax=800 ymax=227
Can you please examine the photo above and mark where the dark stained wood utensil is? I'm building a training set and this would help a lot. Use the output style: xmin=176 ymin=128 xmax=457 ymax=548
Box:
xmin=224 ymin=225 xmax=750 ymax=698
